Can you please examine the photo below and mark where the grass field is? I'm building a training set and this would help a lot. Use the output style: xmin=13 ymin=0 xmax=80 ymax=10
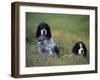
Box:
xmin=26 ymin=12 xmax=89 ymax=67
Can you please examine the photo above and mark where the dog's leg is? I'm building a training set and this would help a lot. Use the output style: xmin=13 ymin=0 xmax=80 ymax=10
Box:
xmin=54 ymin=46 xmax=60 ymax=57
xmin=48 ymin=51 xmax=53 ymax=56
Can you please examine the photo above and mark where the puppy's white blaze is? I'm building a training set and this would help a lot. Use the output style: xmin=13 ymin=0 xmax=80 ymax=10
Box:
xmin=41 ymin=28 xmax=47 ymax=35
xmin=79 ymin=43 xmax=82 ymax=48
xmin=78 ymin=43 xmax=84 ymax=54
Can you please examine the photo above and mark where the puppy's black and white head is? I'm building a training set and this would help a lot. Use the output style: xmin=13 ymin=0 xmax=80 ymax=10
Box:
xmin=72 ymin=41 xmax=87 ymax=57
xmin=36 ymin=22 xmax=51 ymax=39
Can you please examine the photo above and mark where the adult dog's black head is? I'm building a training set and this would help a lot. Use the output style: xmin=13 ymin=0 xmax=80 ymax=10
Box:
xmin=72 ymin=41 xmax=87 ymax=57
xmin=36 ymin=22 xmax=51 ymax=39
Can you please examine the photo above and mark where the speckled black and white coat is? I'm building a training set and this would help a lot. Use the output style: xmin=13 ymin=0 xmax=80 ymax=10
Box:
xmin=36 ymin=22 xmax=60 ymax=57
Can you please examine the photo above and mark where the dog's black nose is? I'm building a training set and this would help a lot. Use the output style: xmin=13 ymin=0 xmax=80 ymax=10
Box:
xmin=43 ymin=31 xmax=45 ymax=34
xmin=81 ymin=50 xmax=84 ymax=53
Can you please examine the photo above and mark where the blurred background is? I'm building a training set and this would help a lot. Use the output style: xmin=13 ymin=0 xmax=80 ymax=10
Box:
xmin=26 ymin=12 xmax=89 ymax=67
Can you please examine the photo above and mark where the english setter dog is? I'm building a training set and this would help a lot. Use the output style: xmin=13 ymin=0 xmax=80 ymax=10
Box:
xmin=72 ymin=41 xmax=87 ymax=57
xmin=36 ymin=22 xmax=60 ymax=57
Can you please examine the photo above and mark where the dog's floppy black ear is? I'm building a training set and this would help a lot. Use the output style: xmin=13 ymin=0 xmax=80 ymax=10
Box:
xmin=83 ymin=43 xmax=87 ymax=57
xmin=36 ymin=25 xmax=41 ymax=38
xmin=46 ymin=24 xmax=52 ymax=38
xmin=72 ymin=43 xmax=78 ymax=53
